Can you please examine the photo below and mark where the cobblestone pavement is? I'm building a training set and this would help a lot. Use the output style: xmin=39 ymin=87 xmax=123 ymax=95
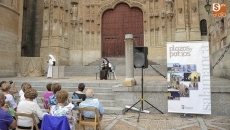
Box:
xmin=80 ymin=112 xmax=230 ymax=130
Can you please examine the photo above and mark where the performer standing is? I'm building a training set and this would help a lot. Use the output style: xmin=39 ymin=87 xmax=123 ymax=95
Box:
xmin=100 ymin=58 xmax=112 ymax=80
xmin=47 ymin=54 xmax=56 ymax=78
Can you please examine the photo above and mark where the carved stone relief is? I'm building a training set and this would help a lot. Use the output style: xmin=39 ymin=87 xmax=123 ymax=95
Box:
xmin=70 ymin=4 xmax=78 ymax=27
xmin=91 ymin=11 xmax=95 ymax=22
xmin=161 ymin=10 xmax=166 ymax=18
xmin=44 ymin=0 xmax=49 ymax=8
xmin=178 ymin=8 xmax=182 ymax=13
xmin=64 ymin=3 xmax=69 ymax=11
xmin=165 ymin=0 xmax=174 ymax=21
xmin=150 ymin=7 xmax=154 ymax=18
xmin=60 ymin=0 xmax=64 ymax=8
xmin=154 ymin=9 xmax=159 ymax=17
xmin=191 ymin=3 xmax=197 ymax=13
xmin=71 ymin=5 xmax=78 ymax=20
xmin=54 ymin=0 xmax=58 ymax=7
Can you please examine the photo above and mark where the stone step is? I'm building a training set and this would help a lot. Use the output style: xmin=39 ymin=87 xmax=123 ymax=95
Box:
xmin=87 ymin=58 xmax=126 ymax=66
xmin=87 ymin=58 xmax=158 ymax=66
xmin=93 ymin=93 xmax=114 ymax=100
xmin=103 ymin=107 xmax=125 ymax=115
xmin=64 ymin=65 xmax=167 ymax=76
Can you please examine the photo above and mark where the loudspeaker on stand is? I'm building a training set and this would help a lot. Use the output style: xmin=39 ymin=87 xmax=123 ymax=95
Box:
xmin=134 ymin=47 xmax=148 ymax=68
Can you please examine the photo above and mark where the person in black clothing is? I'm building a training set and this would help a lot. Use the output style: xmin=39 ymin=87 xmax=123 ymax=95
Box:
xmin=100 ymin=58 xmax=112 ymax=80
xmin=72 ymin=83 xmax=86 ymax=110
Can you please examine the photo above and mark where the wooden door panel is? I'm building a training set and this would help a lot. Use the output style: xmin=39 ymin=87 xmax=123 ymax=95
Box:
xmin=102 ymin=3 xmax=143 ymax=57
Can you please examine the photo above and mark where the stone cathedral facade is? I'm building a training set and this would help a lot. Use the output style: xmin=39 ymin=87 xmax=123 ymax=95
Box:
xmin=0 ymin=0 xmax=230 ymax=79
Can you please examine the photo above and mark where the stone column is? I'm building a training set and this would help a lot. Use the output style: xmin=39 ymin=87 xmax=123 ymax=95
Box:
xmin=122 ymin=34 xmax=136 ymax=86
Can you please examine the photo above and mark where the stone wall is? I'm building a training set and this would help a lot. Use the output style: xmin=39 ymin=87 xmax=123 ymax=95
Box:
xmin=113 ymin=78 xmax=230 ymax=116
xmin=211 ymin=46 xmax=230 ymax=79
xmin=208 ymin=0 xmax=230 ymax=79
xmin=0 ymin=2 xmax=21 ymax=77
xmin=40 ymin=0 xmax=203 ymax=66
xmin=113 ymin=85 xmax=168 ymax=113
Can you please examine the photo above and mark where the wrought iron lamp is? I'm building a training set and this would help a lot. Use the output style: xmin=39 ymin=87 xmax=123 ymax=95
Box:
xmin=204 ymin=0 xmax=211 ymax=14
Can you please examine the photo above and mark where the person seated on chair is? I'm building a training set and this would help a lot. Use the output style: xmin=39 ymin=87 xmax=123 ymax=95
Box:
xmin=48 ymin=83 xmax=62 ymax=106
xmin=49 ymin=90 xmax=75 ymax=130
xmin=0 ymin=80 xmax=18 ymax=95
xmin=19 ymin=82 xmax=38 ymax=103
xmin=1 ymin=82 xmax=17 ymax=111
xmin=43 ymin=83 xmax=53 ymax=109
xmin=0 ymin=92 xmax=17 ymax=130
xmin=72 ymin=83 xmax=86 ymax=110
xmin=17 ymin=88 xmax=46 ymax=129
xmin=100 ymin=58 xmax=112 ymax=80
xmin=79 ymin=89 xmax=104 ymax=120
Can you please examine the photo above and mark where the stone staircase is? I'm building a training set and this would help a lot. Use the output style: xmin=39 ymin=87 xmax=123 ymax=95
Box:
xmin=87 ymin=57 xmax=158 ymax=66
xmin=11 ymin=58 xmax=167 ymax=115
xmin=64 ymin=58 xmax=167 ymax=77
xmin=13 ymin=81 xmax=125 ymax=115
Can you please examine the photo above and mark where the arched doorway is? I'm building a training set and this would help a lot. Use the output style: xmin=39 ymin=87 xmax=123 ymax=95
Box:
xmin=102 ymin=3 xmax=143 ymax=57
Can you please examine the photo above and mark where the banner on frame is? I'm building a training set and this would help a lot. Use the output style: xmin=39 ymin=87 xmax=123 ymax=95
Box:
xmin=167 ymin=41 xmax=211 ymax=114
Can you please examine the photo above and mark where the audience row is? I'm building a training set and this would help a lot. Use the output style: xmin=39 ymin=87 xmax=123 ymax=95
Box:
xmin=0 ymin=81 xmax=104 ymax=130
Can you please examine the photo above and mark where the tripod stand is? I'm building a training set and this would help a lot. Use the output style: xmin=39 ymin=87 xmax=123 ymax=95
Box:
xmin=126 ymin=67 xmax=164 ymax=122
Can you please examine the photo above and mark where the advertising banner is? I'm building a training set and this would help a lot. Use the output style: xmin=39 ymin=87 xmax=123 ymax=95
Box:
xmin=167 ymin=41 xmax=211 ymax=114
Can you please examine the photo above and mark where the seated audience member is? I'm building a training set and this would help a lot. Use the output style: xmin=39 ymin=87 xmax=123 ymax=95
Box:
xmin=50 ymin=90 xmax=75 ymax=130
xmin=48 ymin=83 xmax=62 ymax=106
xmin=0 ymin=81 xmax=5 ymax=89
xmin=9 ymin=81 xmax=18 ymax=95
xmin=0 ymin=81 xmax=18 ymax=95
xmin=1 ymin=82 xmax=16 ymax=117
xmin=72 ymin=83 xmax=86 ymax=110
xmin=43 ymin=83 xmax=53 ymax=109
xmin=18 ymin=83 xmax=25 ymax=97
xmin=79 ymin=89 xmax=104 ymax=119
xmin=4 ymin=101 xmax=15 ymax=118
xmin=1 ymin=82 xmax=17 ymax=111
xmin=0 ymin=92 xmax=17 ymax=130
xmin=17 ymin=88 xmax=46 ymax=129
xmin=19 ymin=82 xmax=37 ymax=103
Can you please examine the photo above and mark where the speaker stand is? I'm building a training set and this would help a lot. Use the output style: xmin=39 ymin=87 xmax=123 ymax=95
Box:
xmin=126 ymin=68 xmax=164 ymax=122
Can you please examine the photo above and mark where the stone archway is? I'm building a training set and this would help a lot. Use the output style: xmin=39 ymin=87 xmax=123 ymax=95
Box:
xmin=101 ymin=3 xmax=143 ymax=57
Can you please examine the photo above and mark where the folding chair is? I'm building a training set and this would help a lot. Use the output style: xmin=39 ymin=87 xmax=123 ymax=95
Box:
xmin=68 ymin=98 xmax=82 ymax=116
xmin=41 ymin=114 xmax=71 ymax=130
xmin=15 ymin=112 xmax=39 ymax=130
xmin=109 ymin=65 xmax=117 ymax=80
xmin=78 ymin=107 xmax=102 ymax=130
xmin=95 ymin=66 xmax=102 ymax=80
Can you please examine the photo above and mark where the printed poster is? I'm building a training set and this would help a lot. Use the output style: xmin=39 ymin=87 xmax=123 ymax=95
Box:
xmin=167 ymin=41 xmax=211 ymax=114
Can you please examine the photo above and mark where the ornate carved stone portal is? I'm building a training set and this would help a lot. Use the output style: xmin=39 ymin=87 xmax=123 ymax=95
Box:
xmin=40 ymin=0 xmax=201 ymax=66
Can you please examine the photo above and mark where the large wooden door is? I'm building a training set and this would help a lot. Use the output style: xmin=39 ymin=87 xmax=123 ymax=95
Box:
xmin=102 ymin=3 xmax=143 ymax=57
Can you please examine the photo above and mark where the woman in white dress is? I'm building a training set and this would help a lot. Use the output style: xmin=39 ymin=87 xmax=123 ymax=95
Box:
xmin=47 ymin=54 xmax=56 ymax=78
